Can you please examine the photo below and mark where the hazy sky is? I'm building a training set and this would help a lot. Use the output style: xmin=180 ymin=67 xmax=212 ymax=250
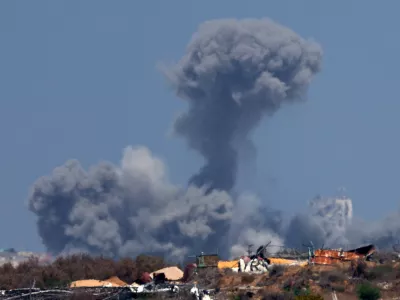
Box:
xmin=1 ymin=0 xmax=400 ymax=252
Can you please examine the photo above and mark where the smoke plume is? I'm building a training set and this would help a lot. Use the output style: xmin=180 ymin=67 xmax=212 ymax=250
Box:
xmin=287 ymin=197 xmax=400 ymax=251
xmin=163 ymin=18 xmax=322 ymax=191
xmin=344 ymin=211 xmax=400 ymax=250
xmin=29 ymin=18 xmax=324 ymax=259
xmin=229 ymin=193 xmax=284 ymax=258
xmin=29 ymin=146 xmax=234 ymax=260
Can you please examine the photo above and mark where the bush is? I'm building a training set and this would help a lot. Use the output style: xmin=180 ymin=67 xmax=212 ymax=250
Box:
xmin=115 ymin=257 xmax=137 ymax=283
xmin=235 ymin=291 xmax=256 ymax=299
xmin=0 ymin=253 xmax=168 ymax=289
xmin=195 ymin=267 xmax=222 ymax=289
xmin=135 ymin=254 xmax=167 ymax=278
xmin=241 ymin=274 xmax=255 ymax=285
xmin=365 ymin=264 xmax=399 ymax=281
xmin=297 ymin=267 xmax=313 ymax=280
xmin=269 ymin=265 xmax=285 ymax=277
xmin=282 ymin=277 xmax=311 ymax=296
xmin=317 ymin=276 xmax=330 ymax=290
xmin=320 ymin=269 xmax=346 ymax=283
xmin=282 ymin=278 xmax=293 ymax=291
xmin=349 ymin=259 xmax=368 ymax=278
xmin=370 ymin=251 xmax=397 ymax=264
xmin=318 ymin=269 xmax=347 ymax=290
xmin=356 ymin=282 xmax=381 ymax=300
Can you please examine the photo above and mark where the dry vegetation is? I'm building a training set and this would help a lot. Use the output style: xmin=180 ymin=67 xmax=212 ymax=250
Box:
xmin=0 ymin=253 xmax=168 ymax=290
xmin=203 ymin=257 xmax=400 ymax=299
xmin=1 ymin=252 xmax=400 ymax=299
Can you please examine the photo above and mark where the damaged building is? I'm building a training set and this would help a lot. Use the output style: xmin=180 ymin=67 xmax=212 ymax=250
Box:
xmin=311 ymin=244 xmax=376 ymax=265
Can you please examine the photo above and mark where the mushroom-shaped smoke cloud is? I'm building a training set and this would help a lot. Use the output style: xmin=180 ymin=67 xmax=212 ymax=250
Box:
xmin=163 ymin=18 xmax=322 ymax=191
xmin=28 ymin=18 xmax=323 ymax=259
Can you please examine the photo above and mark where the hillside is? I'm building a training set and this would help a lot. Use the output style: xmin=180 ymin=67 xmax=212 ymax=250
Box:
xmin=0 ymin=251 xmax=399 ymax=299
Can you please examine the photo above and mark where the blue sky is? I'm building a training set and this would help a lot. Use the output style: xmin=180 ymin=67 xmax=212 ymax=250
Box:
xmin=1 ymin=0 xmax=400 ymax=252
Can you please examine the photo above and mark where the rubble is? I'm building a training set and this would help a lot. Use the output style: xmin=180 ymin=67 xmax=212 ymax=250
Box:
xmin=190 ymin=285 xmax=214 ymax=300
xmin=217 ymin=243 xmax=308 ymax=275
xmin=0 ymin=287 xmax=134 ymax=300
xmin=311 ymin=244 xmax=376 ymax=265
xmin=70 ymin=278 xmax=127 ymax=288
xmin=376 ymin=281 xmax=393 ymax=290
xmin=132 ymin=281 xmax=180 ymax=294
xmin=3 ymin=242 xmax=400 ymax=299
xmin=150 ymin=266 xmax=184 ymax=281
xmin=238 ymin=257 xmax=269 ymax=274
xmin=104 ymin=276 xmax=128 ymax=287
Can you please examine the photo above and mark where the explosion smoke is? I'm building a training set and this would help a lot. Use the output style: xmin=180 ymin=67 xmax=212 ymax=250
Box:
xmin=285 ymin=196 xmax=353 ymax=249
xmin=164 ymin=18 xmax=322 ymax=191
xmin=345 ymin=211 xmax=400 ymax=250
xmin=29 ymin=146 xmax=234 ymax=259
xmin=28 ymin=18 xmax=323 ymax=259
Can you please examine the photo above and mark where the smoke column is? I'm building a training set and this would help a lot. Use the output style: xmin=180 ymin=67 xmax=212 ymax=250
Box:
xmin=28 ymin=18 xmax=323 ymax=259
xmin=163 ymin=18 xmax=322 ymax=191
xmin=285 ymin=196 xmax=400 ymax=250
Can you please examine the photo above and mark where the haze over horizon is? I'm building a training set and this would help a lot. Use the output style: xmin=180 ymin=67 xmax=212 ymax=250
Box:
xmin=1 ymin=1 xmax=400 ymax=255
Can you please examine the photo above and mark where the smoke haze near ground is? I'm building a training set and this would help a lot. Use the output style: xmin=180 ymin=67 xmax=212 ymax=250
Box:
xmin=29 ymin=17 xmax=399 ymax=260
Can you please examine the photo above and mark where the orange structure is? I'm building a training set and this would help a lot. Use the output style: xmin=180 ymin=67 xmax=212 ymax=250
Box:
xmin=311 ymin=244 xmax=375 ymax=265
xmin=218 ymin=260 xmax=238 ymax=269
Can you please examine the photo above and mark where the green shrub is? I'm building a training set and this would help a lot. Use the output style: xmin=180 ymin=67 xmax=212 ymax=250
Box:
xmin=356 ymin=282 xmax=381 ymax=300
xmin=293 ymin=287 xmax=311 ymax=296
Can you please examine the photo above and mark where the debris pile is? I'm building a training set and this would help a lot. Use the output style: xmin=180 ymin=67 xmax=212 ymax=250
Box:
xmin=311 ymin=244 xmax=376 ymax=265
xmin=2 ymin=242 xmax=400 ymax=299
xmin=150 ymin=266 xmax=184 ymax=281
xmin=70 ymin=277 xmax=127 ymax=288
xmin=217 ymin=243 xmax=308 ymax=274
xmin=238 ymin=256 xmax=269 ymax=274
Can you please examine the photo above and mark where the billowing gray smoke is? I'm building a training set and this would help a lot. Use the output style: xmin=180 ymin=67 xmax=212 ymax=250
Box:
xmin=345 ymin=212 xmax=400 ymax=250
xmin=286 ymin=196 xmax=400 ymax=251
xmin=29 ymin=18 xmax=324 ymax=259
xmin=29 ymin=146 xmax=234 ymax=260
xmin=285 ymin=196 xmax=353 ymax=249
xmin=163 ymin=18 xmax=322 ymax=191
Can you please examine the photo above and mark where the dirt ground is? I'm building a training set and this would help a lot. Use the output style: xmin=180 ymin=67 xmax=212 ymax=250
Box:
xmin=199 ymin=260 xmax=400 ymax=299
